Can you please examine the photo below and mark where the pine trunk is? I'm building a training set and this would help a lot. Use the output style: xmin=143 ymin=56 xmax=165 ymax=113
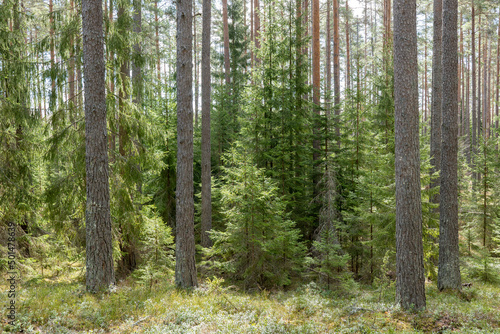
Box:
xmin=430 ymin=0 xmax=442 ymax=204
xmin=82 ymin=0 xmax=115 ymax=293
xmin=312 ymin=0 xmax=320 ymax=172
xmin=394 ymin=0 xmax=426 ymax=310
xmin=201 ymin=0 xmax=212 ymax=248
xmin=175 ymin=0 xmax=198 ymax=288
xmin=438 ymin=0 xmax=461 ymax=292
xmin=471 ymin=4 xmax=476 ymax=176
xmin=333 ymin=0 xmax=340 ymax=145
xmin=223 ymin=0 xmax=231 ymax=86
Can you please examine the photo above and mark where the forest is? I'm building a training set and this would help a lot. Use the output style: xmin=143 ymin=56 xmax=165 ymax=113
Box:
xmin=1 ymin=0 xmax=500 ymax=332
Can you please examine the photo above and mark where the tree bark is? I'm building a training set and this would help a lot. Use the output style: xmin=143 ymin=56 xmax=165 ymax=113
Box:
xmin=430 ymin=0 xmax=442 ymax=204
xmin=394 ymin=0 xmax=426 ymax=310
xmin=175 ymin=0 xmax=198 ymax=288
xmin=438 ymin=0 xmax=461 ymax=292
xmin=82 ymin=0 xmax=115 ymax=293
xmin=201 ymin=0 xmax=212 ymax=248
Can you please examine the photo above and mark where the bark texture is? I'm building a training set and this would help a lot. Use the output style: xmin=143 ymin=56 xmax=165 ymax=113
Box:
xmin=201 ymin=0 xmax=212 ymax=248
xmin=430 ymin=0 xmax=442 ymax=203
xmin=82 ymin=0 xmax=115 ymax=292
xmin=394 ymin=0 xmax=426 ymax=310
xmin=438 ymin=0 xmax=461 ymax=291
xmin=175 ymin=0 xmax=198 ymax=288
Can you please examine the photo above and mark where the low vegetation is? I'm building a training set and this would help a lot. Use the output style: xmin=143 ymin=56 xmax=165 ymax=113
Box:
xmin=2 ymin=258 xmax=500 ymax=333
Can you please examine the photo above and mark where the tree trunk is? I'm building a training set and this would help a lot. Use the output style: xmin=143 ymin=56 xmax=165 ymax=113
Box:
xmin=175 ymin=0 xmax=198 ymax=288
xmin=312 ymin=0 xmax=320 ymax=177
xmin=82 ymin=0 xmax=115 ymax=293
xmin=69 ymin=0 xmax=76 ymax=121
xmin=345 ymin=0 xmax=350 ymax=91
xmin=394 ymin=0 xmax=426 ymax=310
xmin=430 ymin=0 xmax=442 ymax=204
xmin=438 ymin=0 xmax=461 ymax=292
xmin=194 ymin=9 xmax=199 ymax=127
xmin=477 ymin=14 xmax=482 ymax=147
xmin=333 ymin=0 xmax=340 ymax=145
xmin=201 ymin=0 xmax=212 ymax=248
xmin=326 ymin=0 xmax=331 ymax=111
xmin=471 ymin=3 xmax=476 ymax=175
xmin=496 ymin=12 xmax=499 ymax=142
xmin=223 ymin=0 xmax=230 ymax=86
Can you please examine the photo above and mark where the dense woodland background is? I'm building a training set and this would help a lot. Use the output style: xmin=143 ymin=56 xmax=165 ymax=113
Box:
xmin=2 ymin=0 xmax=500 ymax=318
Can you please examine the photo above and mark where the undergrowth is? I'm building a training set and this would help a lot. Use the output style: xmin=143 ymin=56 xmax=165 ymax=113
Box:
xmin=1 ymin=264 xmax=500 ymax=333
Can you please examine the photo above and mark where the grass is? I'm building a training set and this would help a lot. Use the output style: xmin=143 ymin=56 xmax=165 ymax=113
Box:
xmin=1 ymin=265 xmax=500 ymax=334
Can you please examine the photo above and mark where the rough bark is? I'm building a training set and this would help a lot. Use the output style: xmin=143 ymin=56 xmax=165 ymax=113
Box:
xmin=438 ymin=0 xmax=461 ymax=292
xmin=201 ymin=0 xmax=212 ymax=248
xmin=430 ymin=0 xmax=442 ymax=204
xmin=175 ymin=0 xmax=198 ymax=288
xmin=394 ymin=0 xmax=426 ymax=310
xmin=82 ymin=0 xmax=115 ymax=293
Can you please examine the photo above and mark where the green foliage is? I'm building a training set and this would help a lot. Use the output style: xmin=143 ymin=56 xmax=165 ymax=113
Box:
xmin=207 ymin=147 xmax=305 ymax=288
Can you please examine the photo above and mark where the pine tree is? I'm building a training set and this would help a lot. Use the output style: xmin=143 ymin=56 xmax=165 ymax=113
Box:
xmin=82 ymin=0 xmax=115 ymax=292
xmin=175 ymin=0 xmax=198 ymax=288
xmin=394 ymin=0 xmax=426 ymax=310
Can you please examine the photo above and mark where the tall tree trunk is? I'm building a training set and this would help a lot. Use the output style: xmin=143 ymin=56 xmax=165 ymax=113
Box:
xmin=194 ymin=11 xmax=199 ymax=127
xmin=223 ymin=0 xmax=230 ymax=86
xmin=345 ymin=0 xmax=350 ymax=91
xmin=69 ymin=0 xmax=76 ymax=122
xmin=471 ymin=4 xmax=476 ymax=176
xmin=201 ymin=0 xmax=212 ymax=248
xmin=326 ymin=0 xmax=331 ymax=111
xmin=496 ymin=11 xmax=499 ymax=142
xmin=477 ymin=14 xmax=482 ymax=146
xmin=430 ymin=0 xmax=442 ymax=204
xmin=82 ymin=0 xmax=115 ymax=293
xmin=482 ymin=37 xmax=487 ymax=139
xmin=458 ymin=12 xmax=462 ymax=137
xmin=333 ymin=0 xmax=340 ymax=145
xmin=251 ymin=0 xmax=254 ymax=68
xmin=466 ymin=49 xmax=471 ymax=163
xmin=155 ymin=0 xmax=161 ymax=82
xmin=254 ymin=0 xmax=260 ymax=54
xmin=394 ymin=0 xmax=426 ymax=310
xmin=49 ymin=0 xmax=55 ymax=109
xmin=312 ymin=0 xmax=320 ymax=179
xmin=325 ymin=0 xmax=331 ymax=154
xmin=175 ymin=0 xmax=198 ymax=288
xmin=438 ymin=0 xmax=461 ymax=292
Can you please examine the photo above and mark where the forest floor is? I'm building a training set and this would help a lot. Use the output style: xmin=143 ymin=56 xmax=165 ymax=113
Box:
xmin=1 ymin=262 xmax=500 ymax=333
